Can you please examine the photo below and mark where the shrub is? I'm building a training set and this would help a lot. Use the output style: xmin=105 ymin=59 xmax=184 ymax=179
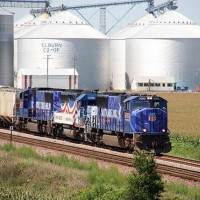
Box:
xmin=125 ymin=151 xmax=164 ymax=200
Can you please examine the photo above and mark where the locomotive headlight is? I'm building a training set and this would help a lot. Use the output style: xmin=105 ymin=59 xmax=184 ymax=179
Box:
xmin=143 ymin=128 xmax=147 ymax=133
xmin=162 ymin=129 xmax=166 ymax=133
xmin=147 ymin=96 xmax=152 ymax=100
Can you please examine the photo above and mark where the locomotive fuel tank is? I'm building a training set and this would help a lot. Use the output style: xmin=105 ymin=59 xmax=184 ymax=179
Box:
xmin=26 ymin=121 xmax=39 ymax=133
xmin=63 ymin=128 xmax=78 ymax=139
xmin=102 ymin=132 xmax=128 ymax=148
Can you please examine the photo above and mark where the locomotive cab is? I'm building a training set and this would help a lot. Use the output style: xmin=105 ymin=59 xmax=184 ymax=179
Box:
xmin=124 ymin=95 xmax=171 ymax=154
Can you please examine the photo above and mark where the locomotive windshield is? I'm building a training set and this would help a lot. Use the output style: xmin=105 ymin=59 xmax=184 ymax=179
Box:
xmin=88 ymin=100 xmax=96 ymax=106
xmin=132 ymin=101 xmax=149 ymax=110
xmin=132 ymin=100 xmax=167 ymax=111
xmin=61 ymin=94 xmax=76 ymax=102
xmin=150 ymin=101 xmax=167 ymax=110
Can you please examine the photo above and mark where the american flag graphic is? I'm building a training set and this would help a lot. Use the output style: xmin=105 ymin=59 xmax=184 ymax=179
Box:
xmin=60 ymin=102 xmax=77 ymax=116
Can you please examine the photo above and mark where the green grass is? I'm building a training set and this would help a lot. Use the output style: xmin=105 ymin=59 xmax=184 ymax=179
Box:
xmin=44 ymin=154 xmax=128 ymax=199
xmin=1 ymin=143 xmax=200 ymax=200
xmin=0 ymin=143 xmax=127 ymax=199
xmin=156 ymin=92 xmax=200 ymax=138
xmin=0 ymin=186 xmax=55 ymax=200
xmin=163 ymin=182 xmax=200 ymax=200
xmin=168 ymin=135 xmax=200 ymax=160
xmin=0 ymin=143 xmax=40 ymax=159
xmin=77 ymin=165 xmax=127 ymax=200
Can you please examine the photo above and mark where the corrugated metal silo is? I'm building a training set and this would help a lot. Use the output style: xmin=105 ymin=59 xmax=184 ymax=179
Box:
xmin=17 ymin=10 xmax=110 ymax=90
xmin=126 ymin=11 xmax=200 ymax=90
xmin=0 ymin=8 xmax=14 ymax=86
xmin=14 ymin=13 xmax=50 ymax=86
xmin=14 ymin=13 xmax=36 ymax=32
xmin=110 ymin=14 xmax=154 ymax=90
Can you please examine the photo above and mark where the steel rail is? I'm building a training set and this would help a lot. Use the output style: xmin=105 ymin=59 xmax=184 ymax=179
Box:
xmin=157 ymin=155 xmax=200 ymax=168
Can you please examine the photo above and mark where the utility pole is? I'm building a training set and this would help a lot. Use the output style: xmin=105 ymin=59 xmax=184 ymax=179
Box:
xmin=73 ymin=55 xmax=77 ymax=89
xmin=44 ymin=55 xmax=52 ymax=88
xmin=148 ymin=79 xmax=151 ymax=92
xmin=10 ymin=116 xmax=14 ymax=144
xmin=148 ymin=79 xmax=156 ymax=92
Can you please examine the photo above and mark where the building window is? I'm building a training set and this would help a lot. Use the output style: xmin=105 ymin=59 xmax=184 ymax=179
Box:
xmin=167 ymin=83 xmax=173 ymax=87
xmin=138 ymin=83 xmax=143 ymax=87
xmin=155 ymin=83 xmax=160 ymax=87
xmin=163 ymin=83 xmax=165 ymax=87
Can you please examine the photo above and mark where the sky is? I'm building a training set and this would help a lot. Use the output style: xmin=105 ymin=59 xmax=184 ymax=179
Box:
xmin=8 ymin=0 xmax=200 ymax=35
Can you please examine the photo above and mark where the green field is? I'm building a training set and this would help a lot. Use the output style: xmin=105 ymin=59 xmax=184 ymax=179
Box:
xmin=148 ymin=92 xmax=200 ymax=159
xmin=150 ymin=92 xmax=200 ymax=160
xmin=130 ymin=91 xmax=200 ymax=159
xmin=157 ymin=92 xmax=200 ymax=138
xmin=125 ymin=91 xmax=200 ymax=137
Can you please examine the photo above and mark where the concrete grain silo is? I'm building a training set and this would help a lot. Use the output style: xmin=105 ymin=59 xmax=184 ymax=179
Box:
xmin=110 ymin=14 xmax=154 ymax=90
xmin=126 ymin=11 xmax=200 ymax=90
xmin=17 ymin=10 xmax=110 ymax=90
xmin=0 ymin=8 xmax=14 ymax=86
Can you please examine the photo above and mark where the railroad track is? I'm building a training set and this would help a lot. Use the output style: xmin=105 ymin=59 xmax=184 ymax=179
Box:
xmin=1 ymin=130 xmax=200 ymax=182
xmin=157 ymin=155 xmax=200 ymax=169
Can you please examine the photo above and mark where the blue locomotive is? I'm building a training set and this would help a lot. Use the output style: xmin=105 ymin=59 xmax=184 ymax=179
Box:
xmin=17 ymin=88 xmax=171 ymax=154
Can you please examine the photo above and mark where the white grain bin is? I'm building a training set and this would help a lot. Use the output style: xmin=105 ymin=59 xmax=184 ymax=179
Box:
xmin=14 ymin=13 xmax=36 ymax=32
xmin=14 ymin=13 xmax=50 ymax=38
xmin=126 ymin=10 xmax=200 ymax=90
xmin=14 ymin=13 xmax=50 ymax=86
xmin=17 ymin=10 xmax=110 ymax=90
xmin=110 ymin=14 xmax=154 ymax=90
xmin=0 ymin=8 xmax=14 ymax=86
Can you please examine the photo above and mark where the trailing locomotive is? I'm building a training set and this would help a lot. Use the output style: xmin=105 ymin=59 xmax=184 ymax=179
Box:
xmin=0 ymin=87 xmax=171 ymax=154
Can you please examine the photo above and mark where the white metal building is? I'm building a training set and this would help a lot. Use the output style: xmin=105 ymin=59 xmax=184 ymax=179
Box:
xmin=17 ymin=68 xmax=78 ymax=89
xmin=126 ymin=10 xmax=200 ymax=91
xmin=17 ymin=10 xmax=110 ymax=90
xmin=132 ymin=76 xmax=175 ymax=92
xmin=110 ymin=14 xmax=155 ymax=90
